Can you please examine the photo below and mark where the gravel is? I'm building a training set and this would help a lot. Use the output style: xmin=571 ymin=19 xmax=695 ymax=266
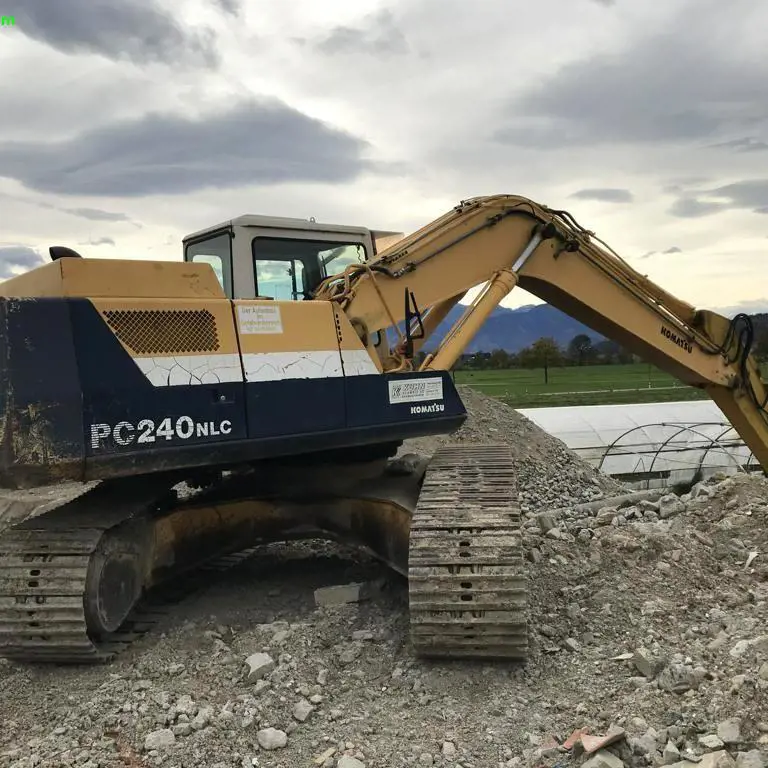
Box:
xmin=1 ymin=386 xmax=767 ymax=768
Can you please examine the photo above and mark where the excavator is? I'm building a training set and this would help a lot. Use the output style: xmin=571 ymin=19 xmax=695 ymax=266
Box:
xmin=0 ymin=194 xmax=767 ymax=665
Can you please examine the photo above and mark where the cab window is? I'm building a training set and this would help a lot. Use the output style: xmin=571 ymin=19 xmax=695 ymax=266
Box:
xmin=184 ymin=233 xmax=233 ymax=297
xmin=252 ymin=237 xmax=367 ymax=300
xmin=254 ymin=258 xmax=307 ymax=301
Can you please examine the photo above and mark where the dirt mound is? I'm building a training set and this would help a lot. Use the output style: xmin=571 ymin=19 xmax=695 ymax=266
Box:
xmin=1 ymin=390 xmax=766 ymax=768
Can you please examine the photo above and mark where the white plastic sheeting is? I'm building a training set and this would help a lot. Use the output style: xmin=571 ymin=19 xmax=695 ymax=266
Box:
xmin=516 ymin=400 xmax=758 ymax=490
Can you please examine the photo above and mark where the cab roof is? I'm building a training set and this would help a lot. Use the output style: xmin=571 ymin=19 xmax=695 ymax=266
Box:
xmin=183 ymin=213 xmax=402 ymax=243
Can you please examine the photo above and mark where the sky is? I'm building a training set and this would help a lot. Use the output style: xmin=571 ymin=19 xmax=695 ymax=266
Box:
xmin=0 ymin=0 xmax=767 ymax=314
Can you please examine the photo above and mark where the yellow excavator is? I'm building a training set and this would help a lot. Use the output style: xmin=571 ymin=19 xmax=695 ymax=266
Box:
xmin=0 ymin=194 xmax=766 ymax=665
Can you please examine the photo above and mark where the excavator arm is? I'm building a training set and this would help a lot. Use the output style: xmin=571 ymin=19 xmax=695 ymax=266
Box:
xmin=315 ymin=194 xmax=768 ymax=471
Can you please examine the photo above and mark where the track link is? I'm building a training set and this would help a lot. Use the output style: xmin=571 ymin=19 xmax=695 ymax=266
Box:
xmin=408 ymin=444 xmax=528 ymax=660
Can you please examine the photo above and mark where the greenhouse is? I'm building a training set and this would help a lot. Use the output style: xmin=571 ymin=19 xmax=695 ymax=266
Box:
xmin=516 ymin=400 xmax=760 ymax=491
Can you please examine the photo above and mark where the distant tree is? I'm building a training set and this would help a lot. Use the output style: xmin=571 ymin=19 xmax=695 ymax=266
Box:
xmin=517 ymin=337 xmax=563 ymax=383
xmin=489 ymin=349 xmax=513 ymax=369
xmin=567 ymin=334 xmax=594 ymax=366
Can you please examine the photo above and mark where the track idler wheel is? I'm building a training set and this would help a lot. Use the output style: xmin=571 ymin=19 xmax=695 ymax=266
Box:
xmin=83 ymin=523 xmax=146 ymax=637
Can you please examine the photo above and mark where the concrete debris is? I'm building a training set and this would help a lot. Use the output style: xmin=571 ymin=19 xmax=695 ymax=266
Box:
xmin=1 ymin=387 xmax=767 ymax=768
xmin=144 ymin=728 xmax=176 ymax=751
xmin=337 ymin=758 xmax=366 ymax=768
xmin=667 ymin=750 xmax=736 ymax=768
xmin=736 ymin=751 xmax=766 ymax=768
xmin=582 ymin=750 xmax=625 ymax=768
xmin=244 ymin=651 xmax=275 ymax=680
xmin=717 ymin=718 xmax=742 ymax=745
xmin=314 ymin=581 xmax=381 ymax=606
xmin=256 ymin=727 xmax=287 ymax=750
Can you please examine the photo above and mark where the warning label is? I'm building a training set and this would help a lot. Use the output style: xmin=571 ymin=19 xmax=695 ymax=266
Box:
xmin=237 ymin=304 xmax=283 ymax=334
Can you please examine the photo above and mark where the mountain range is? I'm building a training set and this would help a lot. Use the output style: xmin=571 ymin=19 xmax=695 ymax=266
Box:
xmin=419 ymin=301 xmax=768 ymax=354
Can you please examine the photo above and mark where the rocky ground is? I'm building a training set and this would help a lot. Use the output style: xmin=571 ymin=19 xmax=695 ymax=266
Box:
xmin=1 ymin=386 xmax=767 ymax=768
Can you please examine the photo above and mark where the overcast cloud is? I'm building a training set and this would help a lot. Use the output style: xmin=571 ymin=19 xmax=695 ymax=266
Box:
xmin=13 ymin=0 xmax=219 ymax=67
xmin=0 ymin=246 xmax=46 ymax=278
xmin=0 ymin=0 xmax=766 ymax=314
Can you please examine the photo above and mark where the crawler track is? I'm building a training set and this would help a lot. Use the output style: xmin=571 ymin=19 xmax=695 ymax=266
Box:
xmin=408 ymin=444 xmax=528 ymax=660
xmin=0 ymin=477 xmax=257 ymax=664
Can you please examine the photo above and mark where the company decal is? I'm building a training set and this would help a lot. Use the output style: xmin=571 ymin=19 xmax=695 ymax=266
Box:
xmin=388 ymin=377 xmax=444 ymax=405
xmin=660 ymin=324 xmax=693 ymax=353
xmin=90 ymin=416 xmax=232 ymax=449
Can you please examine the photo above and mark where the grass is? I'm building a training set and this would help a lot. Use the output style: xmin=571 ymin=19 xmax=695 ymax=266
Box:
xmin=453 ymin=363 xmax=711 ymax=408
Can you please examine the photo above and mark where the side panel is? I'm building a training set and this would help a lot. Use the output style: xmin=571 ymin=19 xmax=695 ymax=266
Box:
xmin=345 ymin=369 xmax=467 ymax=431
xmin=332 ymin=307 xmax=466 ymax=432
xmin=74 ymin=298 xmax=247 ymax=458
xmin=233 ymin=300 xmax=346 ymax=438
xmin=0 ymin=297 xmax=84 ymax=486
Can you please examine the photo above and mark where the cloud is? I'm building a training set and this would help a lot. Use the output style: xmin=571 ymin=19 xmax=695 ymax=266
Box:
xmin=668 ymin=197 xmax=728 ymax=218
xmin=0 ymin=246 xmax=46 ymax=279
xmin=639 ymin=246 xmax=683 ymax=259
xmin=298 ymin=9 xmax=409 ymax=57
xmin=78 ymin=237 xmax=116 ymax=247
xmin=668 ymin=180 xmax=768 ymax=218
xmin=212 ymin=0 xmax=240 ymax=15
xmin=570 ymin=188 xmax=633 ymax=203
xmin=0 ymin=99 xmax=371 ymax=197
xmin=13 ymin=0 xmax=219 ymax=68
xmin=709 ymin=180 xmax=768 ymax=212
xmin=493 ymin=0 xmax=768 ymax=148
xmin=39 ymin=204 xmax=133 ymax=222
xmin=710 ymin=137 xmax=768 ymax=153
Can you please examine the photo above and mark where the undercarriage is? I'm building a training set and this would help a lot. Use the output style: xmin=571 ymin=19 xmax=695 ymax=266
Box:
xmin=0 ymin=444 xmax=528 ymax=664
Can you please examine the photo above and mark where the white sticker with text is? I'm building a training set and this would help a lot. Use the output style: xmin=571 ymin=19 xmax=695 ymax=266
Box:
xmin=388 ymin=377 xmax=444 ymax=405
xmin=237 ymin=304 xmax=283 ymax=334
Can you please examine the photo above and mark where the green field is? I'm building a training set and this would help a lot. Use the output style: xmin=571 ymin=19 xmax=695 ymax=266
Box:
xmin=454 ymin=363 xmax=710 ymax=408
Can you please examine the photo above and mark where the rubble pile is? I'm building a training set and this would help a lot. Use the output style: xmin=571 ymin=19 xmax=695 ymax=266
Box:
xmin=1 ymin=388 xmax=766 ymax=768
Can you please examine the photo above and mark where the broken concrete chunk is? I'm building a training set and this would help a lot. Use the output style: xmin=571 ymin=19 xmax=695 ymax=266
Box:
xmin=244 ymin=652 xmax=275 ymax=680
xmin=658 ymin=663 xmax=698 ymax=693
xmin=144 ymin=728 xmax=176 ymax=751
xmin=256 ymin=727 xmax=287 ymax=750
xmin=668 ymin=750 xmax=736 ymax=768
xmin=314 ymin=582 xmax=379 ymax=606
xmin=717 ymin=718 xmax=741 ymax=745
xmin=337 ymin=758 xmax=366 ymax=768
xmin=736 ymin=751 xmax=766 ymax=768
xmin=583 ymin=749 xmax=625 ymax=768
xmin=699 ymin=735 xmax=725 ymax=750
xmin=632 ymin=647 xmax=660 ymax=678
xmin=664 ymin=742 xmax=681 ymax=765
xmin=292 ymin=698 xmax=314 ymax=722
xmin=442 ymin=742 xmax=457 ymax=758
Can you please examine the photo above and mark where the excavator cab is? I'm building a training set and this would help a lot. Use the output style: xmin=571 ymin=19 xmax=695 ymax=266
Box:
xmin=182 ymin=215 xmax=404 ymax=301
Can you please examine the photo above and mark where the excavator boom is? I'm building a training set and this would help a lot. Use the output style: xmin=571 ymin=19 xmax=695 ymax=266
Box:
xmin=317 ymin=194 xmax=768 ymax=471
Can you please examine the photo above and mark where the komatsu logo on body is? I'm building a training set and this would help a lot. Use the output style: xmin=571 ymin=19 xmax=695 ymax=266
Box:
xmin=90 ymin=416 xmax=232 ymax=449
xmin=410 ymin=402 xmax=445 ymax=414
xmin=660 ymin=324 xmax=693 ymax=353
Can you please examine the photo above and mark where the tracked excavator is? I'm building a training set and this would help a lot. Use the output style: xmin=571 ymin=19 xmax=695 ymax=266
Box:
xmin=1 ymin=194 xmax=767 ymax=665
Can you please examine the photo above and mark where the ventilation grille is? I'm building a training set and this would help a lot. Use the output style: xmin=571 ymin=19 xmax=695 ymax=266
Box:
xmin=103 ymin=309 xmax=220 ymax=355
